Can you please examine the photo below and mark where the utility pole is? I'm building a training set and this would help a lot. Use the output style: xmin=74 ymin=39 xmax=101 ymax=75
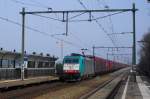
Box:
xmin=92 ymin=46 xmax=95 ymax=73
xmin=56 ymin=40 xmax=64 ymax=62
xmin=66 ymin=12 xmax=69 ymax=36
xmin=132 ymin=3 xmax=136 ymax=69
xmin=106 ymin=53 xmax=109 ymax=71
xmin=52 ymin=33 xmax=65 ymax=62
xmin=131 ymin=3 xmax=137 ymax=82
xmin=60 ymin=40 xmax=63 ymax=61
xmin=21 ymin=8 xmax=25 ymax=80
xmin=107 ymin=53 xmax=109 ymax=61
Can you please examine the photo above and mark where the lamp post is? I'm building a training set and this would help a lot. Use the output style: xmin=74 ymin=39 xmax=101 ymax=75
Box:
xmin=55 ymin=40 xmax=64 ymax=62
xmin=52 ymin=33 xmax=65 ymax=62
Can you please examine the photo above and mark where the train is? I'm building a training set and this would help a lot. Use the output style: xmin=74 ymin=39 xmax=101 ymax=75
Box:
xmin=59 ymin=53 xmax=127 ymax=81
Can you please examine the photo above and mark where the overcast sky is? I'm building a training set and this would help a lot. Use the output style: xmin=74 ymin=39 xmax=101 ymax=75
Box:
xmin=0 ymin=0 xmax=149 ymax=63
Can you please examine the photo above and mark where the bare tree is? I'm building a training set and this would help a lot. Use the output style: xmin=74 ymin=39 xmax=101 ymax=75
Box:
xmin=138 ymin=31 xmax=150 ymax=76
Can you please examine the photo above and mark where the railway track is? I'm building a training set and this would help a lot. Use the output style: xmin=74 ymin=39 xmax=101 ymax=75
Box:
xmin=106 ymin=74 xmax=128 ymax=99
xmin=0 ymin=78 xmax=90 ymax=99
xmin=80 ymin=71 xmax=129 ymax=99
xmin=0 ymin=68 xmax=130 ymax=99
xmin=0 ymin=79 xmax=61 ymax=99
xmin=0 ymin=76 xmax=107 ymax=99
xmin=79 ymin=78 xmax=115 ymax=99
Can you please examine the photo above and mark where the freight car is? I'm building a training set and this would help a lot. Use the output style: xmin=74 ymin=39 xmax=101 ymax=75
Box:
xmin=59 ymin=53 xmax=127 ymax=81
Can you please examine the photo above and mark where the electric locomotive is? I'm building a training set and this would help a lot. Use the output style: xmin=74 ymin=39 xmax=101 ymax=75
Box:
xmin=60 ymin=53 xmax=94 ymax=81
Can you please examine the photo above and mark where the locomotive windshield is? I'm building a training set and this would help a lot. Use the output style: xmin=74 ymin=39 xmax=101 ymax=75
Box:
xmin=64 ymin=59 xmax=79 ymax=64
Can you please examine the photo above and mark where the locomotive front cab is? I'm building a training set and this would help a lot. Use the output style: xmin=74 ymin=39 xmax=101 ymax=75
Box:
xmin=62 ymin=56 xmax=83 ymax=81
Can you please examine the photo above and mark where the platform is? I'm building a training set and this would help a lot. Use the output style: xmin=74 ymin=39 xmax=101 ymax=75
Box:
xmin=0 ymin=76 xmax=58 ymax=89
xmin=115 ymin=72 xmax=150 ymax=99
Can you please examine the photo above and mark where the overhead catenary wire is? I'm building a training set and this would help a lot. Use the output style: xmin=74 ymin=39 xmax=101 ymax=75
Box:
xmin=23 ymin=2 xmax=125 ymax=54
xmin=31 ymin=14 xmax=62 ymax=22
xmin=30 ymin=11 xmax=126 ymax=23
xmin=97 ymin=0 xmax=106 ymax=8
xmin=77 ymin=0 xmax=128 ymax=59
xmin=69 ymin=12 xmax=87 ymax=20
xmin=20 ymin=11 xmax=94 ymax=52
xmin=77 ymin=0 xmax=116 ymax=46
xmin=96 ymin=0 xmax=132 ymax=50
xmin=69 ymin=32 xmax=92 ymax=49
xmin=24 ymin=5 xmax=120 ymax=55
xmin=68 ymin=11 xmax=128 ymax=22
xmin=10 ymin=0 xmax=51 ymax=9
xmin=29 ymin=0 xmax=52 ymax=9
xmin=96 ymin=0 xmax=118 ymax=47
xmin=31 ymin=12 xmax=93 ymax=54
xmin=0 ymin=16 xmax=84 ymax=49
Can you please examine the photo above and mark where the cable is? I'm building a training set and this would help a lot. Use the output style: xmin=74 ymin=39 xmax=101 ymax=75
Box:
xmin=69 ymin=11 xmax=127 ymax=22
xmin=96 ymin=0 xmax=119 ymax=47
xmin=96 ymin=0 xmax=118 ymax=47
xmin=29 ymin=0 xmax=51 ymax=9
xmin=97 ymin=0 xmax=108 ymax=8
xmin=0 ymin=16 xmax=83 ymax=49
xmin=31 ymin=12 xmax=88 ymax=22
xmin=69 ymin=12 xmax=87 ymax=20
xmin=77 ymin=0 xmax=116 ymax=46
xmin=96 ymin=0 xmax=132 ymax=62
xmin=96 ymin=0 xmax=104 ymax=8
xmin=69 ymin=32 xmax=91 ymax=49
xmin=78 ymin=0 xmax=87 ymax=10
xmin=31 ymin=14 xmax=62 ymax=22
xmin=92 ymin=11 xmax=127 ymax=21
xmin=10 ymin=0 xmax=50 ymax=9
xmin=77 ymin=0 xmax=123 ymax=58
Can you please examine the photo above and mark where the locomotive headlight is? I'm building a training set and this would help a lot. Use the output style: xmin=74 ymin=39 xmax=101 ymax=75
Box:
xmin=73 ymin=64 xmax=79 ymax=70
xmin=63 ymin=64 xmax=79 ymax=70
